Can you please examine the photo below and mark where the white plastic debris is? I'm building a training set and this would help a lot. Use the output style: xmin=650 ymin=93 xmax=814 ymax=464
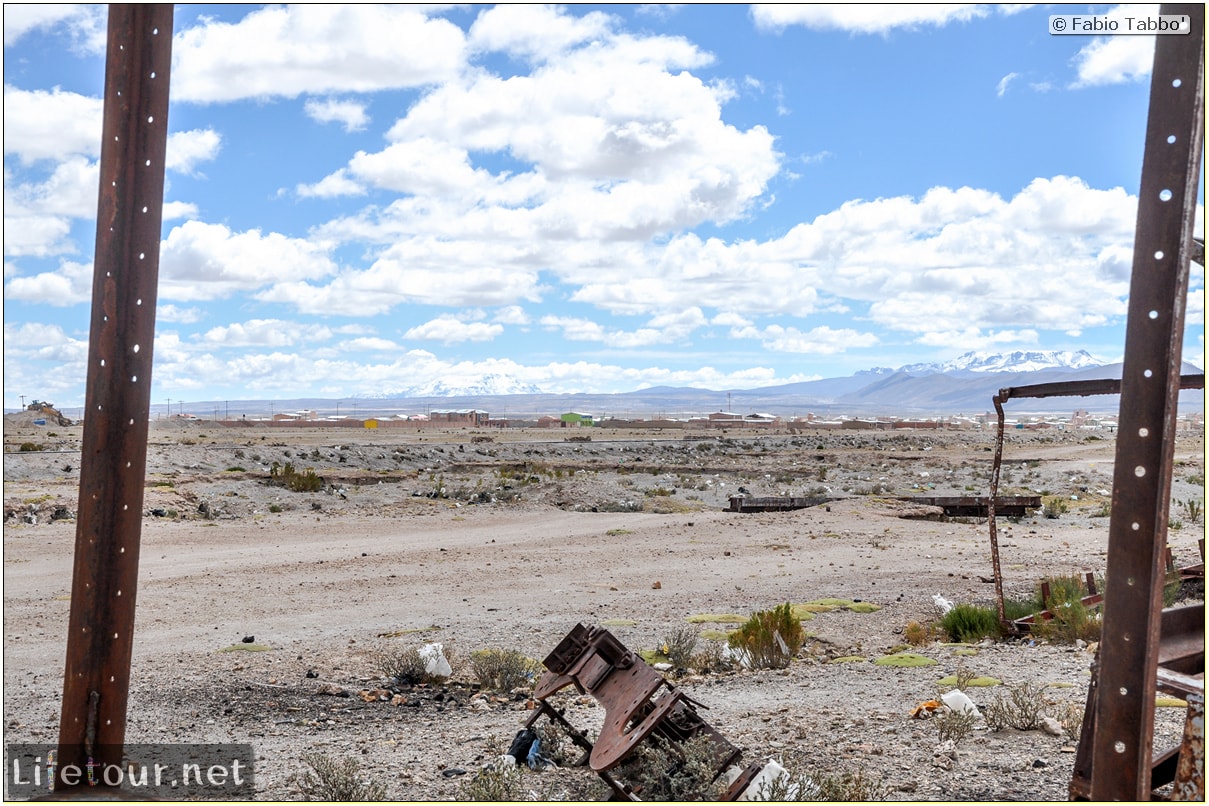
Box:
xmin=727 ymin=759 xmax=809 ymax=801
xmin=419 ymin=642 xmax=453 ymax=678
xmin=932 ymin=594 xmax=954 ymax=614
xmin=941 ymin=688 xmax=980 ymax=717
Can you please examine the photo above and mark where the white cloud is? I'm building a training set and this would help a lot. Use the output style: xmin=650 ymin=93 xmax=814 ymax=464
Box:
xmin=492 ymin=306 xmax=531 ymax=326
xmin=166 ymin=129 xmax=222 ymax=175
xmin=159 ymin=221 xmax=339 ymax=301
xmin=296 ymin=170 xmax=366 ymax=199
xmin=403 ymin=315 xmax=504 ymax=345
xmin=157 ymin=304 xmax=203 ymax=324
xmin=3 ymin=156 xmax=99 ymax=257
xmin=171 ymin=6 xmax=467 ymax=103
xmin=3 ymin=85 xmax=102 ymax=163
xmin=751 ymin=4 xmax=991 ymax=34
xmin=1069 ymin=5 xmax=1158 ymax=87
xmin=3 ymin=259 xmax=93 ymax=305
xmin=729 ymin=323 xmax=879 ymax=354
xmin=468 ymin=4 xmax=615 ymax=61
xmin=304 ymin=98 xmax=370 ymax=132
xmin=3 ymin=4 xmax=106 ymax=53
xmin=540 ymin=307 xmax=707 ymax=348
xmin=202 ymin=319 xmax=334 ymax=347
xmin=162 ymin=201 xmax=200 ymax=221
xmin=996 ymin=72 xmax=1018 ymax=98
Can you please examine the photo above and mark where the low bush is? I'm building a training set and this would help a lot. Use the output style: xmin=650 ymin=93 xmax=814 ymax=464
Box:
xmin=728 ymin=603 xmax=803 ymax=670
xmin=470 ymin=648 xmax=540 ymax=692
xmin=940 ymin=604 xmax=1001 ymax=643
xmin=293 ymin=751 xmax=386 ymax=801
xmin=660 ymin=625 xmax=699 ymax=670
xmin=983 ymin=681 xmax=1048 ymax=731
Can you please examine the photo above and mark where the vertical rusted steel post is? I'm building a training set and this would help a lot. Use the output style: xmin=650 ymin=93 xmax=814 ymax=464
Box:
xmin=55 ymin=4 xmax=173 ymax=793
xmin=1090 ymin=3 xmax=1204 ymax=800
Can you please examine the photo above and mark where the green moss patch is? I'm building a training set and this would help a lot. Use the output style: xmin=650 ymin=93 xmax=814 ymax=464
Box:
xmin=218 ymin=643 xmax=270 ymax=653
xmin=686 ymin=613 xmax=746 ymax=624
xmin=952 ymin=648 xmax=980 ymax=657
xmin=874 ymin=652 xmax=937 ymax=667
xmin=700 ymin=629 xmax=731 ymax=642
xmin=601 ymin=618 xmax=638 ymax=627
xmin=937 ymin=675 xmax=1000 ymax=687
xmin=829 ymin=655 xmax=868 ymax=664
xmin=639 ymin=649 xmax=668 ymax=664
xmin=1156 ymin=696 xmax=1187 ymax=708
xmin=798 ymin=598 xmax=881 ymax=614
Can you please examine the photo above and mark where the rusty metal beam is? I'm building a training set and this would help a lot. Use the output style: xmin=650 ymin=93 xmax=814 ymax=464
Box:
xmin=996 ymin=374 xmax=1203 ymax=402
xmin=54 ymin=4 xmax=173 ymax=794
xmin=1089 ymin=3 xmax=1204 ymax=799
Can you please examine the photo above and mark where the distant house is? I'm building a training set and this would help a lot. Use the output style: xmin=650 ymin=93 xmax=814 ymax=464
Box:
xmin=429 ymin=409 xmax=489 ymax=426
xmin=560 ymin=412 xmax=595 ymax=427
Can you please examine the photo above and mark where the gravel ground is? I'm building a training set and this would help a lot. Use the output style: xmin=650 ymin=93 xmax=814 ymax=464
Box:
xmin=2 ymin=417 xmax=1203 ymax=800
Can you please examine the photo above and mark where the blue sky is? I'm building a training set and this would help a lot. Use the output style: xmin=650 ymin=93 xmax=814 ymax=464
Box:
xmin=4 ymin=3 xmax=1204 ymax=410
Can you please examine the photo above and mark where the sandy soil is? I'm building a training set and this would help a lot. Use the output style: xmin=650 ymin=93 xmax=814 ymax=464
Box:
xmin=2 ymin=417 xmax=1203 ymax=800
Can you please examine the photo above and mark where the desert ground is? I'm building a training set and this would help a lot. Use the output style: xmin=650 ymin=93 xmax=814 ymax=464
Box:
xmin=3 ymin=414 xmax=1204 ymax=800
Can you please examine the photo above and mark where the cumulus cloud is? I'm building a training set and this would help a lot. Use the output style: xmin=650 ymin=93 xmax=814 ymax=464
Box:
xmin=751 ymin=4 xmax=991 ymax=34
xmin=304 ymin=98 xmax=370 ymax=132
xmin=3 ymin=85 xmax=102 ymax=163
xmin=3 ymin=259 xmax=93 ymax=305
xmin=171 ymin=6 xmax=467 ymax=103
xmin=157 ymin=304 xmax=203 ymax=324
xmin=1070 ymin=5 xmax=1157 ymax=87
xmin=202 ymin=319 xmax=334 ymax=347
xmin=729 ymin=323 xmax=879 ymax=353
xmin=468 ymin=4 xmax=615 ymax=61
xmin=166 ymin=129 xmax=223 ymax=175
xmin=403 ymin=315 xmax=505 ymax=345
xmin=159 ymin=221 xmax=339 ymax=301
xmin=3 ymin=4 xmax=106 ymax=53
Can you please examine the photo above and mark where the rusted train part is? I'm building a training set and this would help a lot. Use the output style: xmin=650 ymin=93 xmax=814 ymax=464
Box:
xmin=525 ymin=623 xmax=767 ymax=800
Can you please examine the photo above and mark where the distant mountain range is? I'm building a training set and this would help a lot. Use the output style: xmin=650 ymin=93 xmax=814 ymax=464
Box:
xmin=207 ymin=351 xmax=1202 ymax=420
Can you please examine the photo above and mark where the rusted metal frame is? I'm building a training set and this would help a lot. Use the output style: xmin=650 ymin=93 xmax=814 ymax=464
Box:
xmin=990 ymin=373 xmax=1204 ymax=629
xmin=1089 ymin=3 xmax=1204 ymax=799
xmin=54 ymin=4 xmax=173 ymax=794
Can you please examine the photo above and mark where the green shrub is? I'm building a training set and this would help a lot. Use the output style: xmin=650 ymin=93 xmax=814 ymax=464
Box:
xmin=457 ymin=761 xmax=524 ymax=801
xmin=940 ymin=604 xmax=1001 ymax=643
xmin=728 ymin=603 xmax=803 ymax=669
xmin=1042 ymin=496 xmax=1068 ymax=519
xmin=293 ymin=751 xmax=385 ymax=801
xmin=660 ymin=625 xmax=699 ymax=670
xmin=470 ymin=648 xmax=540 ymax=692
xmin=269 ymin=461 xmax=323 ymax=492
xmin=18 ymin=442 xmax=43 ymax=452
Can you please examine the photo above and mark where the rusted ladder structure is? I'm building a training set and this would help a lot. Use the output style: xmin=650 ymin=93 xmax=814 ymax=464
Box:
xmin=1064 ymin=3 xmax=1205 ymax=800
xmin=51 ymin=4 xmax=174 ymax=796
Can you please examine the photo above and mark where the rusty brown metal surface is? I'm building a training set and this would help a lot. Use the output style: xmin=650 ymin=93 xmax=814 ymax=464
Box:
xmin=996 ymin=374 xmax=1203 ymax=402
xmin=54 ymin=4 xmax=174 ymax=794
xmin=1171 ymin=692 xmax=1205 ymax=801
xmin=531 ymin=623 xmax=760 ymax=798
xmin=1088 ymin=2 xmax=1205 ymax=799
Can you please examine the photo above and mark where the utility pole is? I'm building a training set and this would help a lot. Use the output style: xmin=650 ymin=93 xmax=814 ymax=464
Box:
xmin=20 ymin=394 xmax=25 ymax=410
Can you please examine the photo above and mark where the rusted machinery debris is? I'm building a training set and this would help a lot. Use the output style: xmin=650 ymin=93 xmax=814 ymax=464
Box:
xmin=727 ymin=495 xmax=831 ymax=512
xmin=525 ymin=623 xmax=767 ymax=800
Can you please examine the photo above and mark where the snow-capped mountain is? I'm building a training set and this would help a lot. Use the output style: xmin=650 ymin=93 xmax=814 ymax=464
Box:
xmin=358 ymin=374 xmax=545 ymax=399
xmin=898 ymin=350 xmax=1104 ymax=375
xmin=405 ymin=374 xmax=545 ymax=398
